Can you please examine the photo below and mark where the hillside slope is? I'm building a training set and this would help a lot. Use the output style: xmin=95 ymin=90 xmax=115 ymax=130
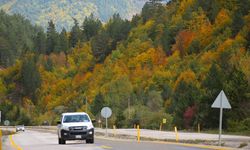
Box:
xmin=0 ymin=0 xmax=148 ymax=30
xmin=0 ymin=0 xmax=249 ymax=133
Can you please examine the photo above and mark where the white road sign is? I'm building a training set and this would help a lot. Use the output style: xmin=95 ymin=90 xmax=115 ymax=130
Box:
xmin=4 ymin=120 xmax=10 ymax=126
xmin=212 ymin=90 xmax=231 ymax=109
xmin=101 ymin=107 xmax=112 ymax=118
xmin=211 ymin=90 xmax=231 ymax=146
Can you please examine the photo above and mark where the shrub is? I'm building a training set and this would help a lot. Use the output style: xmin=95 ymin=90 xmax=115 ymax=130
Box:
xmin=228 ymin=118 xmax=250 ymax=132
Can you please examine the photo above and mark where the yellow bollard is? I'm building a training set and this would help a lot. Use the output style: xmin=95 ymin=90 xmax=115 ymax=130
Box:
xmin=137 ymin=125 xmax=140 ymax=143
xmin=0 ymin=129 xmax=2 ymax=150
xmin=174 ymin=126 xmax=179 ymax=142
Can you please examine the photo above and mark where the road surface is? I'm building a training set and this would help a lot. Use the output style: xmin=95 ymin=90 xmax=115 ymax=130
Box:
xmin=3 ymin=130 xmax=212 ymax=150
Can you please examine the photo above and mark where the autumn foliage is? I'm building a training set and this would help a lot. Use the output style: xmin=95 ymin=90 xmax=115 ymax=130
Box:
xmin=0 ymin=0 xmax=250 ymax=131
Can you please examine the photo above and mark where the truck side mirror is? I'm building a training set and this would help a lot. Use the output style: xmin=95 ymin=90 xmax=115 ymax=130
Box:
xmin=91 ymin=119 xmax=96 ymax=123
xmin=57 ymin=121 xmax=61 ymax=124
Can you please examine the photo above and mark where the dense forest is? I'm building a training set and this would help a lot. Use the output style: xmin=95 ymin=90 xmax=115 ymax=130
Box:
xmin=0 ymin=0 xmax=147 ymax=31
xmin=0 ymin=0 xmax=250 ymax=132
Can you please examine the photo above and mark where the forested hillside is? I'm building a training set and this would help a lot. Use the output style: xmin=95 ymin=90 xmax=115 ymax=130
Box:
xmin=0 ymin=0 xmax=250 ymax=132
xmin=0 ymin=11 xmax=42 ymax=66
xmin=0 ymin=0 xmax=148 ymax=31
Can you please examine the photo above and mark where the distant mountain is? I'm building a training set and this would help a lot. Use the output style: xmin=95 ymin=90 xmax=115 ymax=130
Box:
xmin=0 ymin=0 xmax=148 ymax=31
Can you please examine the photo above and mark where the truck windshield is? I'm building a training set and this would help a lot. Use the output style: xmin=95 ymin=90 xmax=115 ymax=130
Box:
xmin=63 ymin=114 xmax=90 ymax=123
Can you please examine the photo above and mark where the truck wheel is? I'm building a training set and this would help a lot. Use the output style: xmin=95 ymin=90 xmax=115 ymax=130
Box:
xmin=61 ymin=139 xmax=66 ymax=144
xmin=58 ymin=138 xmax=61 ymax=144
xmin=86 ymin=138 xmax=94 ymax=144
xmin=58 ymin=138 xmax=66 ymax=144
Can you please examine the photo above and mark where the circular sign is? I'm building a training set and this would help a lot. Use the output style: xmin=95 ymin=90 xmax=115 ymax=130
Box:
xmin=101 ymin=107 xmax=112 ymax=118
xmin=4 ymin=120 xmax=10 ymax=126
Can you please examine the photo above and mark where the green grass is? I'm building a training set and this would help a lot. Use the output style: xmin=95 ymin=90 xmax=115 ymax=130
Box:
xmin=238 ymin=142 xmax=248 ymax=148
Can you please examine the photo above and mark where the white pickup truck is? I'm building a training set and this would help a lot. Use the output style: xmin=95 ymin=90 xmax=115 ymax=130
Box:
xmin=57 ymin=112 xmax=95 ymax=144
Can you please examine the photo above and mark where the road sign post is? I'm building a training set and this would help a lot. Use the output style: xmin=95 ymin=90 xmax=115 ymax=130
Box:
xmin=211 ymin=90 xmax=231 ymax=146
xmin=105 ymin=116 xmax=108 ymax=136
xmin=101 ymin=107 xmax=112 ymax=137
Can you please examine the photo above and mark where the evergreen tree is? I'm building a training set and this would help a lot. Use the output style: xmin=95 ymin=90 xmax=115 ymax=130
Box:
xmin=20 ymin=55 xmax=41 ymax=102
xmin=172 ymin=80 xmax=201 ymax=128
xmin=231 ymin=12 xmax=244 ymax=37
xmin=69 ymin=18 xmax=81 ymax=47
xmin=198 ymin=0 xmax=221 ymax=23
xmin=0 ymin=11 xmax=40 ymax=66
xmin=0 ymin=36 xmax=12 ymax=66
xmin=131 ymin=14 xmax=141 ymax=27
xmin=106 ymin=14 xmax=131 ymax=50
xmin=35 ymin=31 xmax=46 ymax=54
xmin=115 ymin=109 xmax=126 ymax=128
xmin=202 ymin=63 xmax=224 ymax=101
xmin=53 ymin=34 xmax=61 ymax=53
xmin=161 ymin=26 xmax=176 ymax=55
xmin=59 ymin=28 xmax=69 ymax=54
xmin=44 ymin=57 xmax=53 ymax=72
xmin=46 ymin=20 xmax=58 ymax=54
xmin=201 ymin=63 xmax=224 ymax=128
xmin=187 ymin=40 xmax=200 ymax=54
xmin=224 ymin=67 xmax=249 ymax=120
xmin=91 ymin=30 xmax=110 ymax=62
xmin=91 ymin=93 xmax=104 ymax=116
xmin=235 ymin=0 xmax=250 ymax=17
xmin=82 ymin=14 xmax=102 ymax=41
xmin=141 ymin=0 xmax=163 ymax=23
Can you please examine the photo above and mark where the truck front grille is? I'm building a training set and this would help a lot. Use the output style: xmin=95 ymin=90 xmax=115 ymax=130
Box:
xmin=70 ymin=131 xmax=87 ymax=135
xmin=69 ymin=126 xmax=87 ymax=131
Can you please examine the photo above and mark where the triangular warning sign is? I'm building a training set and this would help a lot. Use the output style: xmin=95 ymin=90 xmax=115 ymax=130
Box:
xmin=211 ymin=90 xmax=231 ymax=109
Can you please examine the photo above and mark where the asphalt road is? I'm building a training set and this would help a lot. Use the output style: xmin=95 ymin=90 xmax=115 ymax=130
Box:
xmin=3 ymin=130 xmax=212 ymax=150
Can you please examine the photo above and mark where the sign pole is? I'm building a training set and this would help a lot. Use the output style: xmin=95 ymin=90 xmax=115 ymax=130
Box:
xmin=101 ymin=107 xmax=112 ymax=137
xmin=105 ymin=117 xmax=108 ymax=137
xmin=219 ymin=92 xmax=223 ymax=146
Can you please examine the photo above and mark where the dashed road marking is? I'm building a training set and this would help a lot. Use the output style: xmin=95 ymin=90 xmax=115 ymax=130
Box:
xmin=100 ymin=145 xmax=113 ymax=149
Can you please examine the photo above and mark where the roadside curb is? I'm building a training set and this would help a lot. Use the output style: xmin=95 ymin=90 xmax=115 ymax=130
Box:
xmin=27 ymin=127 xmax=237 ymax=150
xmin=96 ymin=135 xmax=234 ymax=150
